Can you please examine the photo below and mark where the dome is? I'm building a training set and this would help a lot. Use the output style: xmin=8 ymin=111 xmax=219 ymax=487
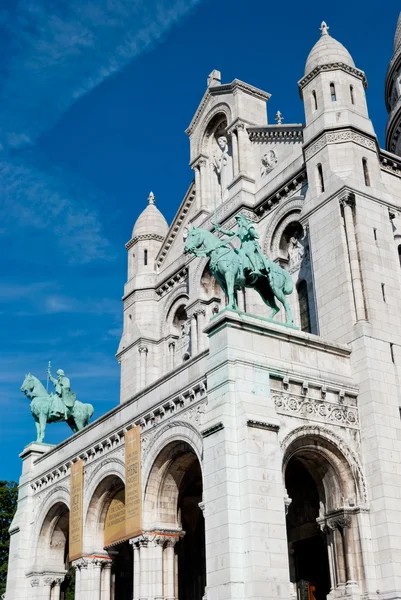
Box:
xmin=132 ymin=192 xmax=168 ymax=238
xmin=394 ymin=12 xmax=401 ymax=53
xmin=304 ymin=22 xmax=355 ymax=76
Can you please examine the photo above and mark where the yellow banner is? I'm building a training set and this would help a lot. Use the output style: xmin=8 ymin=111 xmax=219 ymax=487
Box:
xmin=69 ymin=460 xmax=83 ymax=562
xmin=125 ymin=427 xmax=142 ymax=539
xmin=104 ymin=489 xmax=126 ymax=547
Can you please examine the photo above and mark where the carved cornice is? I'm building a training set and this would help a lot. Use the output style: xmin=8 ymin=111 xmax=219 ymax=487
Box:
xmin=126 ymin=233 xmax=165 ymax=250
xmin=247 ymin=420 xmax=280 ymax=432
xmin=201 ymin=422 xmax=224 ymax=438
xmin=248 ymin=126 xmax=304 ymax=143
xmin=298 ymin=62 xmax=367 ymax=95
xmin=156 ymin=267 xmax=188 ymax=298
xmin=156 ymin=183 xmax=195 ymax=268
xmin=123 ymin=288 xmax=157 ymax=308
xmin=255 ymin=171 xmax=307 ymax=219
xmin=380 ymin=150 xmax=401 ymax=178
xmin=304 ymin=128 xmax=377 ymax=161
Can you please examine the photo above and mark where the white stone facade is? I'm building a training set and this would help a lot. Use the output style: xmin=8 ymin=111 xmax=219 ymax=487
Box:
xmin=6 ymin=19 xmax=401 ymax=600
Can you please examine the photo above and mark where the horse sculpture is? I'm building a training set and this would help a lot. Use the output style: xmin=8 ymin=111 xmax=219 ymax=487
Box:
xmin=21 ymin=373 xmax=94 ymax=443
xmin=184 ymin=225 xmax=294 ymax=325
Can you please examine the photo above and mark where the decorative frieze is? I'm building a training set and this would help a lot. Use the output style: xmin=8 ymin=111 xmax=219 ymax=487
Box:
xmin=126 ymin=233 xmax=165 ymax=250
xmin=156 ymin=267 xmax=188 ymax=298
xmin=248 ymin=126 xmax=303 ymax=143
xmin=304 ymin=129 xmax=376 ymax=161
xmin=272 ymin=392 xmax=358 ymax=428
xmin=298 ymin=62 xmax=367 ymax=92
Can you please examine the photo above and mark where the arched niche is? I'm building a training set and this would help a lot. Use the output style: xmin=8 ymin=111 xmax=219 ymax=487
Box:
xmin=201 ymin=112 xmax=234 ymax=205
xmin=36 ymin=501 xmax=70 ymax=573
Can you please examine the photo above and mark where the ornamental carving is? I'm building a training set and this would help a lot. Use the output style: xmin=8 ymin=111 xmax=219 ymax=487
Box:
xmin=304 ymin=130 xmax=376 ymax=161
xmin=272 ymin=392 xmax=359 ymax=428
xmin=260 ymin=150 xmax=278 ymax=176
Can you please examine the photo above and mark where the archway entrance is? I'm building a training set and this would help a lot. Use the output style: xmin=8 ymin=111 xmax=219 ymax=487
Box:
xmin=176 ymin=458 xmax=205 ymax=600
xmin=111 ymin=541 xmax=133 ymax=600
xmin=145 ymin=440 xmax=206 ymax=600
xmin=285 ymin=457 xmax=331 ymax=600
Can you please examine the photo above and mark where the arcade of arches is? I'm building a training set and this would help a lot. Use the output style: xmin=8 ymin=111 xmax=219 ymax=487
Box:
xmin=34 ymin=435 xmax=364 ymax=600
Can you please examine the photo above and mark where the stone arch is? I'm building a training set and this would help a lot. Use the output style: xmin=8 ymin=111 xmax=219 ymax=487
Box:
xmin=196 ymin=103 xmax=232 ymax=156
xmin=262 ymin=197 xmax=304 ymax=258
xmin=161 ymin=286 xmax=189 ymax=338
xmin=142 ymin=421 xmax=203 ymax=529
xmin=281 ymin=425 xmax=367 ymax=508
xmin=31 ymin=485 xmax=70 ymax=569
xmin=84 ymin=465 xmax=125 ymax=554
xmin=33 ymin=488 xmax=70 ymax=574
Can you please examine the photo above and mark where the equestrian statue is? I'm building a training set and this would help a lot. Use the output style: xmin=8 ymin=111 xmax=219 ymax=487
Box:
xmin=184 ymin=214 xmax=295 ymax=326
xmin=21 ymin=364 xmax=94 ymax=443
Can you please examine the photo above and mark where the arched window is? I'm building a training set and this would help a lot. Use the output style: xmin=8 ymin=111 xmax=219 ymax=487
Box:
xmin=362 ymin=158 xmax=370 ymax=186
xmin=297 ymin=280 xmax=311 ymax=333
xmin=144 ymin=249 xmax=148 ymax=265
xmin=330 ymin=82 xmax=336 ymax=101
xmin=350 ymin=85 xmax=355 ymax=104
xmin=312 ymin=90 xmax=318 ymax=110
xmin=317 ymin=163 xmax=325 ymax=193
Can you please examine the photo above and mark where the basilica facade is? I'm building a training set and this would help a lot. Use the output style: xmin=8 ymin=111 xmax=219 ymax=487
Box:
xmin=6 ymin=15 xmax=401 ymax=600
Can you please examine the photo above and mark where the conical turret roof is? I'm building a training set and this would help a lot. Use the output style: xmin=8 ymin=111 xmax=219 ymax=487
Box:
xmin=304 ymin=22 xmax=355 ymax=76
xmin=132 ymin=192 xmax=168 ymax=239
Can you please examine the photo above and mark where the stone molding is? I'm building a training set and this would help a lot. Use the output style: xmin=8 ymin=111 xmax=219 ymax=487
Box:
xmin=126 ymin=233 xmax=165 ymax=250
xmin=156 ymin=185 xmax=195 ymax=268
xmin=156 ymin=268 xmax=188 ymax=298
xmin=248 ymin=126 xmax=303 ymax=143
xmin=255 ymin=172 xmax=306 ymax=220
xmin=123 ymin=289 xmax=157 ymax=308
xmin=201 ymin=422 xmax=224 ymax=438
xmin=262 ymin=197 xmax=304 ymax=255
xmin=380 ymin=151 xmax=401 ymax=177
xmin=298 ymin=62 xmax=367 ymax=94
xmin=247 ymin=420 xmax=280 ymax=432
xmin=304 ymin=128 xmax=377 ymax=161
xmin=272 ymin=392 xmax=359 ymax=428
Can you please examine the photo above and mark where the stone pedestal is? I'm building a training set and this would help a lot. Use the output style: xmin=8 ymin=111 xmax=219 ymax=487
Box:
xmin=6 ymin=442 xmax=54 ymax=600
xmin=203 ymin=311 xmax=290 ymax=600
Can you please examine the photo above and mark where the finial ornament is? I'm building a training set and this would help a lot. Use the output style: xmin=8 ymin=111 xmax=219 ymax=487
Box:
xmin=207 ymin=69 xmax=221 ymax=87
xmin=275 ymin=110 xmax=283 ymax=125
xmin=148 ymin=191 xmax=155 ymax=205
xmin=320 ymin=21 xmax=329 ymax=36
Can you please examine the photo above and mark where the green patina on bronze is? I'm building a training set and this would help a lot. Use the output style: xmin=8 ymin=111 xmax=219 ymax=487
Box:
xmin=20 ymin=366 xmax=94 ymax=443
xmin=184 ymin=214 xmax=295 ymax=326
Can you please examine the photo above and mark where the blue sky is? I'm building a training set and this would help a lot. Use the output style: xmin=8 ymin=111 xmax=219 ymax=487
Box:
xmin=0 ymin=0 xmax=399 ymax=481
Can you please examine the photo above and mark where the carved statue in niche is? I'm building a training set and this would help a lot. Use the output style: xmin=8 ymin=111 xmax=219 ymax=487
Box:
xmin=213 ymin=132 xmax=233 ymax=202
xmin=288 ymin=234 xmax=305 ymax=270
xmin=260 ymin=149 xmax=278 ymax=176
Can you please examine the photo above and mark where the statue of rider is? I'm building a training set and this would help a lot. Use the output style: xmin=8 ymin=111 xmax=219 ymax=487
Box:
xmin=48 ymin=366 xmax=76 ymax=419
xmin=214 ymin=214 xmax=267 ymax=277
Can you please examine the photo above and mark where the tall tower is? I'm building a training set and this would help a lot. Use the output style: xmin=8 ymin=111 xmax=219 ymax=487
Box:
xmin=300 ymin=23 xmax=401 ymax=599
xmin=117 ymin=192 xmax=168 ymax=401
xmin=385 ymin=12 xmax=401 ymax=155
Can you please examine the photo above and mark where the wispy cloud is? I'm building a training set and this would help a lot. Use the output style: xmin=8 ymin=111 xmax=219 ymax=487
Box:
xmin=0 ymin=0 xmax=201 ymax=147
xmin=0 ymin=0 xmax=201 ymax=263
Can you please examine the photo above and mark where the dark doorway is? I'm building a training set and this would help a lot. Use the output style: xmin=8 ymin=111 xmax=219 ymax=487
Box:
xmin=176 ymin=459 xmax=206 ymax=600
xmin=285 ymin=457 xmax=331 ymax=600
xmin=112 ymin=541 xmax=133 ymax=600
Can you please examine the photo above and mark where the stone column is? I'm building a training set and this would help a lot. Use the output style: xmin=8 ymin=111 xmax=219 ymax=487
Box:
xmin=139 ymin=536 xmax=150 ymax=600
xmin=43 ymin=577 xmax=53 ymax=600
xmin=196 ymin=309 xmax=206 ymax=352
xmin=199 ymin=158 xmax=208 ymax=208
xmin=132 ymin=540 xmax=141 ymax=600
xmin=92 ymin=559 xmax=104 ymax=600
xmin=231 ymin=129 xmax=239 ymax=177
xmin=193 ymin=164 xmax=201 ymax=210
xmin=153 ymin=537 xmax=164 ymax=600
xmin=138 ymin=346 xmax=148 ymax=390
xmin=236 ymin=121 xmax=251 ymax=176
xmin=101 ymin=561 xmax=112 ymax=600
xmin=164 ymin=538 xmax=178 ymax=600
xmin=168 ymin=341 xmax=175 ymax=371
xmin=73 ymin=558 xmax=87 ymax=600
xmin=50 ymin=577 xmax=64 ymax=600
xmin=190 ymin=315 xmax=198 ymax=357
xmin=340 ymin=194 xmax=365 ymax=321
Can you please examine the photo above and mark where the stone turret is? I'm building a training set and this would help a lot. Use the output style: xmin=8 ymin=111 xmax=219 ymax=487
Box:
xmin=126 ymin=191 xmax=168 ymax=292
xmin=385 ymin=12 xmax=401 ymax=155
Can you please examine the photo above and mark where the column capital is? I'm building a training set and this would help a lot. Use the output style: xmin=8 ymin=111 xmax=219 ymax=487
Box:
xmin=138 ymin=345 xmax=148 ymax=354
xmin=325 ymin=510 xmax=353 ymax=531
xmin=339 ymin=190 xmax=356 ymax=208
xmin=190 ymin=154 xmax=208 ymax=170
